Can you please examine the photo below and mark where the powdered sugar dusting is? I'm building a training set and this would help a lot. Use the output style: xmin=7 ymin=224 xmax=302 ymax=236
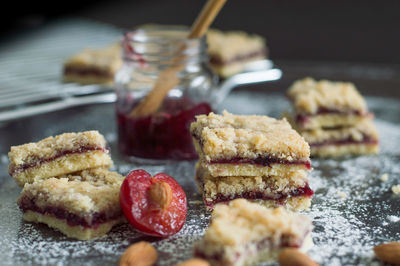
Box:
xmin=0 ymin=93 xmax=400 ymax=265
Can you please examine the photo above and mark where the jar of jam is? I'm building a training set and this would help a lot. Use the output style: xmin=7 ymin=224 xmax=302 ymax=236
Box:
xmin=115 ymin=25 xmax=217 ymax=162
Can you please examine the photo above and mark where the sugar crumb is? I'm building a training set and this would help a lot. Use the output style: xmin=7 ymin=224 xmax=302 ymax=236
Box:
xmin=380 ymin=173 xmax=388 ymax=182
xmin=391 ymin=185 xmax=400 ymax=195
xmin=388 ymin=215 xmax=400 ymax=223
xmin=337 ymin=191 xmax=347 ymax=199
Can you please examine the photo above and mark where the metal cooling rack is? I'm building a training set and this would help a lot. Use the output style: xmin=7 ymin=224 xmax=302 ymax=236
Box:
xmin=0 ymin=18 xmax=281 ymax=122
xmin=0 ymin=18 xmax=121 ymax=121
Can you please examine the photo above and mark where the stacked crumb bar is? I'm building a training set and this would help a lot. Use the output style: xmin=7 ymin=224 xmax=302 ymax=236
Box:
xmin=8 ymin=131 xmax=125 ymax=240
xmin=287 ymin=77 xmax=379 ymax=157
xmin=190 ymin=111 xmax=313 ymax=211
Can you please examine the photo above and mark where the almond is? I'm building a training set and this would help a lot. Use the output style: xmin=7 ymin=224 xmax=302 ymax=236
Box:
xmin=119 ymin=241 xmax=158 ymax=266
xmin=149 ymin=181 xmax=173 ymax=210
xmin=176 ymin=258 xmax=210 ymax=266
xmin=278 ymin=248 xmax=318 ymax=266
xmin=374 ymin=241 xmax=400 ymax=265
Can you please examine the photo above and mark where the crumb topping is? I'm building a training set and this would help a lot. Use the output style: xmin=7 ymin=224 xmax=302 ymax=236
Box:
xmin=191 ymin=111 xmax=310 ymax=161
xmin=287 ymin=77 xmax=367 ymax=115
xmin=207 ymin=29 xmax=266 ymax=61
xmin=8 ymin=131 xmax=108 ymax=168
xmin=18 ymin=168 xmax=124 ymax=215
xmin=203 ymin=199 xmax=312 ymax=246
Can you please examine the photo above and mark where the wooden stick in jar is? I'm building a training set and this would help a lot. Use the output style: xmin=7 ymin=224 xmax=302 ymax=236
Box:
xmin=129 ymin=0 xmax=227 ymax=118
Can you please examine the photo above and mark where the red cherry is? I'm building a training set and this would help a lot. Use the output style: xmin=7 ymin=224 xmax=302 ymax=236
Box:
xmin=120 ymin=169 xmax=187 ymax=237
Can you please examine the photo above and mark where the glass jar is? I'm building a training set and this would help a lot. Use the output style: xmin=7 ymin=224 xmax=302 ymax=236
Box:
xmin=115 ymin=25 xmax=217 ymax=162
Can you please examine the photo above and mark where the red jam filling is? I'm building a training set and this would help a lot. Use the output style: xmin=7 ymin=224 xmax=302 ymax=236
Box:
xmin=204 ymin=183 xmax=314 ymax=208
xmin=117 ymin=98 xmax=212 ymax=160
xmin=209 ymin=157 xmax=311 ymax=170
xmin=9 ymin=146 xmax=107 ymax=175
xmin=18 ymin=196 xmax=121 ymax=228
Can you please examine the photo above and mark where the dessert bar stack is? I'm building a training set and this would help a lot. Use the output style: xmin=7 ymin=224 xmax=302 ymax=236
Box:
xmin=194 ymin=199 xmax=313 ymax=266
xmin=207 ymin=29 xmax=268 ymax=78
xmin=287 ymin=77 xmax=379 ymax=157
xmin=8 ymin=131 xmax=125 ymax=240
xmin=190 ymin=111 xmax=313 ymax=211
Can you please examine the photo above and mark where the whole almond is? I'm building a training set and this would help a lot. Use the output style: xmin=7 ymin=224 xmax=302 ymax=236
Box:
xmin=119 ymin=241 xmax=158 ymax=266
xmin=149 ymin=181 xmax=173 ymax=210
xmin=279 ymin=248 xmax=319 ymax=266
xmin=374 ymin=241 xmax=400 ymax=265
xmin=176 ymin=258 xmax=210 ymax=266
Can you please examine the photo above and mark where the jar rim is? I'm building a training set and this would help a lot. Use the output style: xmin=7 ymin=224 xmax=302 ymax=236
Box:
xmin=122 ymin=24 xmax=208 ymax=64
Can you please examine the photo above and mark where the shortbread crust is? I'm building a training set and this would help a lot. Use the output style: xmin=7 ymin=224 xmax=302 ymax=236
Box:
xmin=23 ymin=211 xmax=124 ymax=241
xmin=194 ymin=199 xmax=313 ymax=266
xmin=309 ymin=143 xmax=379 ymax=157
xmin=8 ymin=131 xmax=112 ymax=186
xmin=18 ymin=168 xmax=125 ymax=240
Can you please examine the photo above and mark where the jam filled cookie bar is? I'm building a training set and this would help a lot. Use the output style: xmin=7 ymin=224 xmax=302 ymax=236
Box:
xmin=63 ymin=43 xmax=122 ymax=85
xmin=190 ymin=111 xmax=313 ymax=210
xmin=8 ymin=131 xmax=112 ymax=186
xmin=287 ymin=77 xmax=379 ymax=157
xmin=18 ymin=168 xmax=125 ymax=240
xmin=287 ymin=77 xmax=373 ymax=130
xmin=194 ymin=199 xmax=313 ymax=266
xmin=207 ymin=29 xmax=267 ymax=78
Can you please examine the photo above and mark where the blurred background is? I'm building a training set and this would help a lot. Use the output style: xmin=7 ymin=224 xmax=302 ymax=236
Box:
xmin=1 ymin=0 xmax=400 ymax=101
xmin=3 ymin=0 xmax=400 ymax=63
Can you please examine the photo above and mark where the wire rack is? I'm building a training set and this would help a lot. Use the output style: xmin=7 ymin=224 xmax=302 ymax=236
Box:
xmin=0 ymin=18 xmax=122 ymax=121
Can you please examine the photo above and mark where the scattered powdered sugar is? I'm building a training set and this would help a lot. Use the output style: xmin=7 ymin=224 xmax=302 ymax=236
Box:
xmin=388 ymin=215 xmax=400 ymax=223
xmin=0 ymin=93 xmax=400 ymax=265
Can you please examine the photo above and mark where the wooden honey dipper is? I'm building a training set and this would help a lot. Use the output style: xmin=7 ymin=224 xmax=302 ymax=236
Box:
xmin=129 ymin=0 xmax=227 ymax=118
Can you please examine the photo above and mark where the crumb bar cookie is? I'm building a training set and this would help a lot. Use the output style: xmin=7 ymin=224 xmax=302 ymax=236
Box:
xmin=18 ymin=168 xmax=125 ymax=240
xmin=286 ymin=77 xmax=379 ymax=157
xmin=195 ymin=164 xmax=312 ymax=211
xmin=287 ymin=77 xmax=373 ymax=130
xmin=194 ymin=199 xmax=313 ymax=266
xmin=207 ymin=29 xmax=267 ymax=78
xmin=8 ymin=131 xmax=112 ymax=186
xmin=63 ymin=43 xmax=122 ymax=85
xmin=190 ymin=111 xmax=311 ymax=175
